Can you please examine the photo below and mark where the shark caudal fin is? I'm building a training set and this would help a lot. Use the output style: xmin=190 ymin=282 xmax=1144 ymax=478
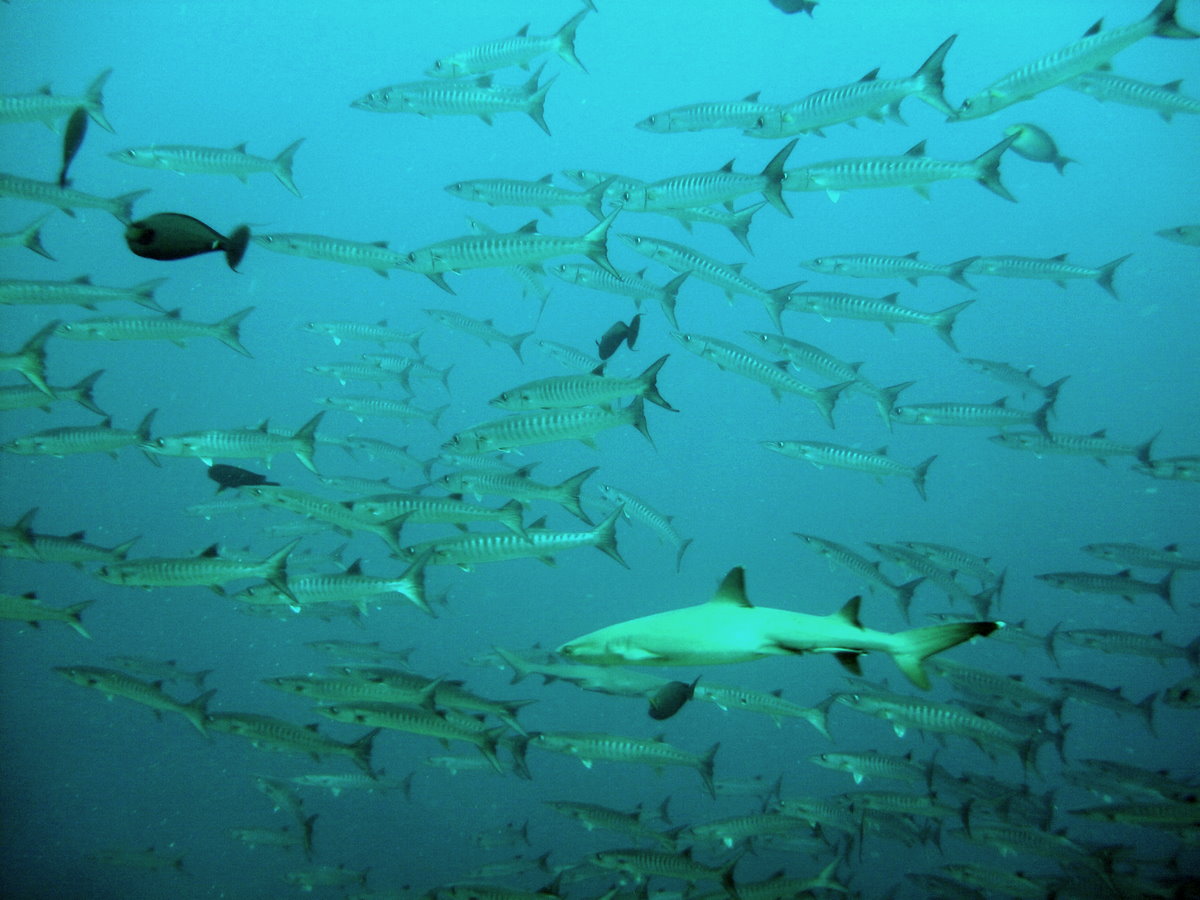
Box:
xmin=890 ymin=621 xmax=1003 ymax=689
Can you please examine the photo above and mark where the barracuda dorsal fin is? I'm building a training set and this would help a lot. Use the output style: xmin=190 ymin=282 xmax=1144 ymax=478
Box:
xmin=710 ymin=567 xmax=752 ymax=607
xmin=860 ymin=67 xmax=880 ymax=82
xmin=743 ymin=91 xmax=761 ymax=102
xmin=720 ymin=159 xmax=735 ymax=173
xmin=1084 ymin=18 xmax=1103 ymax=37
xmin=517 ymin=220 xmax=539 ymax=234
xmin=346 ymin=559 xmax=363 ymax=575
xmin=200 ymin=544 xmax=220 ymax=558
xmin=905 ymin=141 xmax=927 ymax=157
xmin=834 ymin=595 xmax=864 ymax=629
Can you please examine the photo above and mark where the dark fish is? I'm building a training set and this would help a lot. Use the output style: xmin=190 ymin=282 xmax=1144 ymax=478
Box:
xmin=124 ymin=213 xmax=251 ymax=271
xmin=770 ymin=0 xmax=818 ymax=14
xmin=597 ymin=314 xmax=643 ymax=360
xmin=58 ymin=107 xmax=88 ymax=188
xmin=206 ymin=464 xmax=278 ymax=493
xmin=648 ymin=677 xmax=700 ymax=720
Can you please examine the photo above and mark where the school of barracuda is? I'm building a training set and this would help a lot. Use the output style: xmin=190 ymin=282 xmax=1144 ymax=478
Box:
xmin=1 ymin=0 xmax=1198 ymax=897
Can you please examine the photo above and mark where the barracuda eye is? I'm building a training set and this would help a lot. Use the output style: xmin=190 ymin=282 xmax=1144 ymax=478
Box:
xmin=497 ymin=392 xmax=509 ymax=402
xmin=646 ymin=115 xmax=657 ymax=126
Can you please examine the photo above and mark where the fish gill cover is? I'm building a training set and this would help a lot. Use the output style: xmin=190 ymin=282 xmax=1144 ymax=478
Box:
xmin=0 ymin=0 xmax=1198 ymax=897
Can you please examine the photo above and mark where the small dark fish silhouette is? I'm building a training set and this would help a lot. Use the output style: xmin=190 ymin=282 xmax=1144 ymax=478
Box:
xmin=125 ymin=213 xmax=251 ymax=271
xmin=207 ymin=464 xmax=277 ymax=493
xmin=58 ymin=107 xmax=89 ymax=188
xmin=597 ymin=314 xmax=643 ymax=360
xmin=648 ymin=677 xmax=700 ymax=721
xmin=770 ymin=0 xmax=818 ymax=14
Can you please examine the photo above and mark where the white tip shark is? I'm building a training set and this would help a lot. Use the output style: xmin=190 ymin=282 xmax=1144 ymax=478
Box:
xmin=557 ymin=566 xmax=1002 ymax=690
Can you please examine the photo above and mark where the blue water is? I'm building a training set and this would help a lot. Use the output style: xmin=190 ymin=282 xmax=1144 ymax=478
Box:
xmin=2 ymin=1 xmax=1198 ymax=897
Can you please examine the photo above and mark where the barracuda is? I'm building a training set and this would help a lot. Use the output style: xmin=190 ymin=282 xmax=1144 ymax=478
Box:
xmin=402 ymin=506 xmax=625 ymax=570
xmin=329 ymin=666 xmax=534 ymax=730
xmin=893 ymin=398 xmax=1053 ymax=437
xmin=55 ymin=307 xmax=254 ymax=356
xmin=316 ymin=702 xmax=506 ymax=773
xmin=956 ymin=0 xmax=1199 ymax=120
xmin=316 ymin=394 xmax=447 ymax=427
xmin=1069 ymin=67 xmax=1200 ymax=120
xmin=837 ymin=690 xmax=1028 ymax=756
xmin=0 ymin=593 xmax=93 ymax=638
xmin=590 ymin=846 xmax=739 ymax=898
xmin=401 ymin=210 xmax=619 ymax=294
xmin=966 ymin=252 xmax=1131 ymax=299
xmin=1059 ymin=628 xmax=1200 ymax=667
xmin=3 ymin=409 xmax=157 ymax=460
xmin=2 ymin=524 xmax=138 ymax=568
xmin=870 ymin=543 xmax=1000 ymax=617
xmin=927 ymin=658 xmax=1057 ymax=707
xmin=0 ymin=275 xmax=166 ymax=311
xmin=351 ymin=492 xmax=527 ymax=538
xmin=206 ymin=711 xmax=379 ymax=775
xmin=255 ymin=232 xmax=407 ymax=276
xmin=144 ymin=412 xmax=323 ymax=473
xmin=445 ymin=396 xmax=650 ymax=453
xmin=793 ymin=533 xmax=924 ymax=617
xmin=597 ymin=483 xmax=692 ymax=572
xmin=695 ymin=683 xmax=831 ymax=737
xmin=301 ymin=319 xmax=422 ymax=349
xmin=1044 ymin=677 xmax=1158 ymax=735
xmin=241 ymin=485 xmax=408 ymax=555
xmin=95 ymin=537 xmax=299 ymax=600
xmin=658 ymin=202 xmax=766 ymax=255
xmin=491 ymin=354 xmax=674 ymax=412
xmin=424 ymin=308 xmax=534 ymax=361
xmin=1081 ymin=542 xmax=1200 ymax=570
xmin=0 ymin=68 xmax=113 ymax=130
xmin=0 ymin=172 xmax=147 ymax=222
xmin=618 ymin=233 xmax=799 ymax=312
xmin=544 ymin=800 xmax=675 ymax=849
xmin=618 ymin=139 xmax=797 ymax=217
xmin=896 ymin=541 xmax=999 ymax=585
xmin=1036 ymin=568 xmax=1174 ymax=607
xmin=990 ymin=428 xmax=1156 ymax=464
xmin=352 ymin=67 xmax=557 ymax=135
xmin=638 ymin=91 xmax=781 ymax=133
xmin=0 ymin=369 xmax=105 ymax=415
xmin=495 ymin=646 xmax=670 ymax=697
xmin=426 ymin=8 xmax=592 ymax=78
xmin=783 ymin=135 xmax=1017 ymax=202
xmin=440 ymin=465 xmax=598 ymax=524
xmin=237 ymin=552 xmax=429 ymax=616
xmin=306 ymin=361 xmax=410 ymax=388
xmin=55 ymin=665 xmax=215 ymax=735
xmin=763 ymin=441 xmax=936 ymax=500
xmin=747 ymin=34 xmax=958 ymax=139
xmin=109 ymin=139 xmax=304 ymax=197
xmin=773 ymin=290 xmax=973 ymax=350
xmin=536 ymin=338 xmax=601 ymax=372
xmin=799 ymin=251 xmax=977 ymax=289
xmin=810 ymin=749 xmax=933 ymax=786
xmin=524 ymin=730 xmax=719 ymax=797
xmin=672 ymin=332 xmax=849 ymax=427
xmin=962 ymin=358 xmax=1068 ymax=401
xmin=559 ymin=567 xmax=998 ymax=689
xmin=549 ymin=264 xmax=689 ymax=328
xmin=445 ymin=175 xmax=609 ymax=220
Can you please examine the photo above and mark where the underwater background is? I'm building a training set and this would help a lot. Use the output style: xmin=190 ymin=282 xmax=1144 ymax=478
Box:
xmin=1 ymin=1 xmax=1198 ymax=897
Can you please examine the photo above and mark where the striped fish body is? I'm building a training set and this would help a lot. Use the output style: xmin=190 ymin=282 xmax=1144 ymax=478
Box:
xmin=639 ymin=96 xmax=782 ymax=133
xmin=623 ymin=141 xmax=795 ymax=217
xmin=352 ymin=71 xmax=554 ymax=134
xmin=1069 ymin=69 xmax=1200 ymax=118
xmin=307 ymin=362 xmax=410 ymax=387
xmin=407 ymin=510 xmax=621 ymax=570
xmin=316 ymin=395 xmax=444 ymax=426
xmin=0 ymin=594 xmax=92 ymax=637
xmin=109 ymin=140 xmax=303 ymax=196
xmin=241 ymin=567 xmax=425 ymax=615
xmin=302 ymin=319 xmax=421 ymax=348
xmin=206 ymin=712 xmax=377 ymax=773
xmin=95 ymin=540 xmax=296 ymax=591
xmin=2 ymin=415 xmax=151 ymax=457
xmin=18 ymin=532 xmax=136 ymax=565
xmin=810 ymin=750 xmax=931 ymax=785
xmin=536 ymin=339 xmax=601 ymax=372
xmin=445 ymin=397 xmax=648 ymax=453
xmin=549 ymin=264 xmax=687 ymax=327
xmin=265 ymin=675 xmax=426 ymax=705
xmin=618 ymin=233 xmax=768 ymax=300
xmin=530 ymin=730 xmax=714 ymax=772
xmin=840 ymin=691 xmax=1024 ymax=746
xmin=0 ymin=69 xmax=112 ymax=129
xmin=55 ymin=665 xmax=213 ymax=735
xmin=440 ymin=467 xmax=596 ymax=516
xmin=893 ymin=399 xmax=1047 ymax=430
xmin=793 ymin=533 xmax=912 ymax=597
xmin=764 ymin=441 xmax=935 ymax=500
xmin=426 ymin=9 xmax=590 ymax=77
xmin=746 ymin=332 xmax=865 ymax=384
xmin=146 ymin=416 xmax=320 ymax=471
xmin=0 ymin=173 xmax=146 ymax=222
xmin=990 ymin=429 xmax=1151 ymax=461
xmin=1081 ymin=542 xmax=1200 ymax=570
xmin=561 ymin=168 xmax=646 ymax=198
xmin=0 ymin=276 xmax=166 ymax=310
xmin=54 ymin=308 xmax=252 ymax=356
xmin=1035 ymin=569 xmax=1173 ymax=605
xmin=242 ymin=485 xmax=403 ymax=543
xmin=782 ymin=290 xmax=934 ymax=327
xmin=317 ymin=703 xmax=499 ymax=762
xmin=597 ymin=483 xmax=691 ymax=569
xmin=967 ymin=254 xmax=1109 ymax=282
xmin=1060 ymin=628 xmax=1197 ymax=664
xmin=352 ymin=492 xmax=524 ymax=535
xmin=695 ymin=683 xmax=828 ymax=735
xmin=800 ymin=251 xmax=976 ymax=287
xmin=490 ymin=356 xmax=670 ymax=411
xmin=446 ymin=176 xmax=605 ymax=218
xmin=957 ymin=1 xmax=1199 ymax=119
xmin=255 ymin=233 xmax=406 ymax=274
xmin=897 ymin=541 xmax=996 ymax=583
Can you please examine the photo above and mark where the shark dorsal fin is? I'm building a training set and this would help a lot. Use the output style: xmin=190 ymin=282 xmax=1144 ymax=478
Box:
xmin=834 ymin=595 xmax=863 ymax=629
xmin=710 ymin=567 xmax=752 ymax=607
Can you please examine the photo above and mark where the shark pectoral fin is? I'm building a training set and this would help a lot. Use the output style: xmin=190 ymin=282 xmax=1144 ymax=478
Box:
xmin=618 ymin=646 xmax=667 ymax=663
xmin=834 ymin=651 xmax=863 ymax=675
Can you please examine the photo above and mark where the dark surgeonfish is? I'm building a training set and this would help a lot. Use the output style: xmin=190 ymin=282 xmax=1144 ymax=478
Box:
xmin=597 ymin=314 xmax=643 ymax=360
xmin=58 ymin=107 xmax=88 ymax=188
xmin=206 ymin=464 xmax=278 ymax=493
xmin=648 ymin=677 xmax=700 ymax=720
xmin=124 ymin=213 xmax=251 ymax=271
xmin=770 ymin=0 xmax=818 ymax=14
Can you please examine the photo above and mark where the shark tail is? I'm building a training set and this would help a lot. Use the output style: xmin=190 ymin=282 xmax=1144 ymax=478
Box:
xmin=891 ymin=620 xmax=1002 ymax=690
